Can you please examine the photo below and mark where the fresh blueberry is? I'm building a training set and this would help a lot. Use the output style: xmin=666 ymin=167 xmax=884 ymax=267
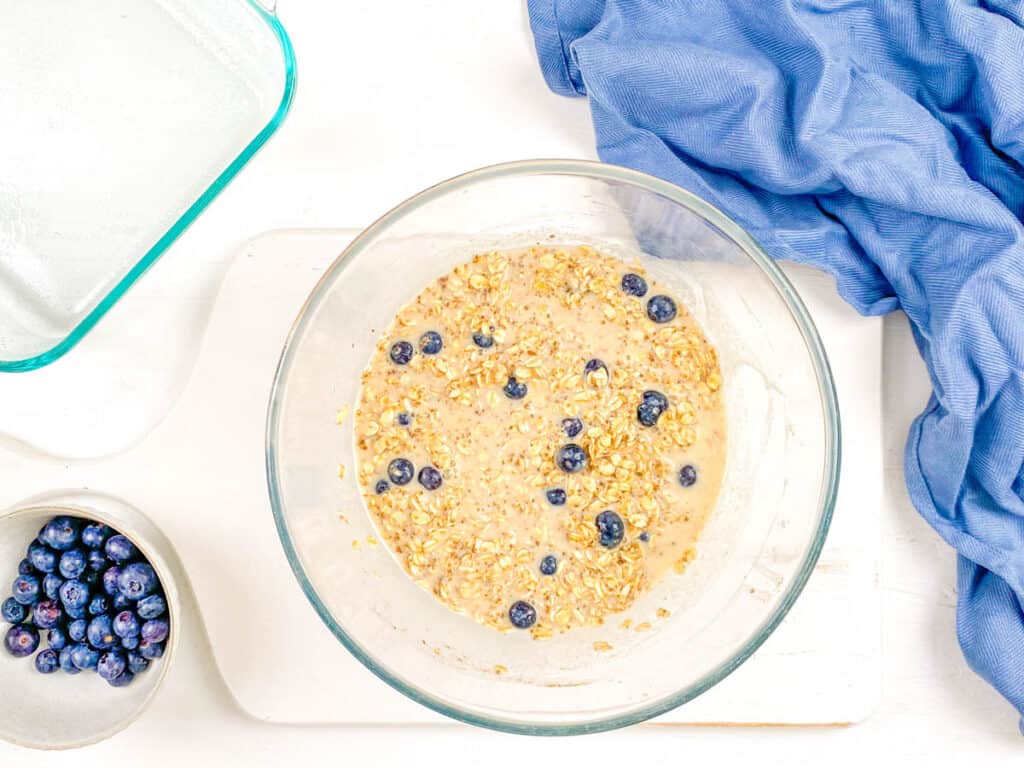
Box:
xmin=59 ymin=648 xmax=81 ymax=675
xmin=67 ymin=619 xmax=87 ymax=643
xmin=545 ymin=488 xmax=567 ymax=506
xmin=27 ymin=542 xmax=58 ymax=574
xmin=595 ymin=510 xmax=625 ymax=548
xmin=59 ymin=548 xmax=87 ymax=580
xmin=583 ymin=358 xmax=608 ymax=383
xmin=112 ymin=594 xmax=132 ymax=611
xmin=86 ymin=615 xmax=118 ymax=650
xmin=637 ymin=390 xmax=669 ymax=427
xmin=107 ymin=670 xmax=135 ymax=688
xmin=374 ymin=479 xmax=390 ymax=494
xmin=117 ymin=563 xmax=158 ymax=601
xmin=389 ymin=341 xmax=414 ymax=365
xmin=1 ymin=597 xmax=27 ymax=624
xmin=638 ymin=531 xmax=650 ymax=543
xmin=104 ymin=535 xmax=137 ymax=563
xmin=621 ymin=273 xmax=648 ymax=297
xmin=556 ymin=443 xmax=588 ymax=473
xmin=89 ymin=595 xmax=109 ymax=616
xmin=137 ymin=595 xmax=166 ymax=621
xmin=59 ymin=579 xmax=90 ymax=612
xmin=41 ymin=517 xmax=81 ymax=551
xmin=472 ymin=331 xmax=494 ymax=349
xmin=70 ymin=642 xmax=100 ymax=670
xmin=32 ymin=599 xmax=63 ymax=630
xmin=102 ymin=566 xmax=122 ymax=596
xmin=396 ymin=411 xmax=413 ymax=426
xmin=12 ymin=574 xmax=40 ymax=605
xmin=387 ymin=458 xmax=415 ymax=486
xmin=540 ymin=555 xmax=558 ymax=576
xmin=65 ymin=604 xmax=87 ymax=620
xmin=141 ymin=619 xmax=169 ymax=644
xmin=97 ymin=651 xmax=127 ymax=682
xmin=4 ymin=624 xmax=40 ymax=658
xmin=139 ymin=639 xmax=165 ymax=660
xmin=43 ymin=573 xmax=64 ymax=601
xmin=127 ymin=650 xmax=150 ymax=675
xmin=419 ymin=331 xmax=443 ymax=355
xmin=646 ymin=295 xmax=677 ymax=323
xmin=17 ymin=559 xmax=34 ymax=576
xmin=508 ymin=601 xmax=537 ymax=629
xmin=561 ymin=417 xmax=583 ymax=438
xmin=48 ymin=626 xmax=68 ymax=652
xmin=503 ymin=376 xmax=528 ymax=400
xmin=35 ymin=648 xmax=60 ymax=674
xmin=122 ymin=636 xmax=140 ymax=651
xmin=81 ymin=524 xmax=113 ymax=550
xmin=87 ymin=549 xmax=108 ymax=573
xmin=113 ymin=611 xmax=141 ymax=638
xmin=417 ymin=466 xmax=443 ymax=491
xmin=678 ymin=464 xmax=698 ymax=487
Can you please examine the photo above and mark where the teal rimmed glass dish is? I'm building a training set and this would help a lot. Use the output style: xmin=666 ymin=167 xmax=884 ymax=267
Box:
xmin=267 ymin=160 xmax=840 ymax=735
xmin=0 ymin=0 xmax=296 ymax=372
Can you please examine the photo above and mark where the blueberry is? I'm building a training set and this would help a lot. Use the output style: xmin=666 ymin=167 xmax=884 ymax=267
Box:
xmin=387 ymin=458 xmax=415 ymax=486
xmin=59 ymin=579 xmax=90 ymax=612
xmin=122 ymin=636 xmax=140 ymax=650
xmin=508 ymin=601 xmax=537 ymax=629
xmin=540 ymin=555 xmax=558 ymax=576
xmin=621 ymin=273 xmax=648 ymax=297
xmin=17 ymin=559 xmax=34 ymax=576
xmin=595 ymin=510 xmax=625 ymax=548
xmin=112 ymin=594 xmax=132 ymax=611
xmin=141 ymin=619 xmax=169 ymax=644
xmin=561 ymin=417 xmax=583 ymax=438
xmin=48 ymin=626 xmax=68 ymax=652
xmin=583 ymin=358 xmax=608 ymax=383
xmin=556 ymin=443 xmax=588 ymax=473
xmin=113 ymin=611 xmax=141 ymax=638
xmin=67 ymin=619 xmax=87 ymax=643
xmin=107 ymin=670 xmax=135 ymax=688
xmin=97 ymin=651 xmax=127 ymax=682
xmin=87 ymin=549 xmax=108 ymax=573
xmin=87 ymin=615 xmax=118 ymax=650
xmin=102 ymin=566 xmax=122 ymax=596
xmin=27 ymin=542 xmax=58 ymax=574
xmin=374 ymin=479 xmax=390 ymax=494
xmin=117 ymin=563 xmax=158 ymax=601
xmin=41 ymin=517 xmax=81 ymax=551
xmin=4 ymin=624 xmax=40 ymax=658
xmin=389 ymin=341 xmax=414 ymax=365
xmin=545 ymin=488 xmax=567 ymax=506
xmin=32 ymin=599 xmax=63 ymax=630
xmin=396 ymin=412 xmax=412 ymax=426
xmin=89 ymin=595 xmax=109 ymax=616
xmin=638 ymin=531 xmax=650 ymax=543
xmin=70 ymin=642 xmax=100 ymax=670
xmin=127 ymin=650 xmax=150 ymax=675
xmin=417 ymin=466 xmax=443 ymax=491
xmin=637 ymin=390 xmax=669 ymax=427
xmin=678 ymin=464 xmax=698 ymax=487
xmin=59 ymin=648 xmax=81 ymax=675
xmin=137 ymin=595 xmax=166 ymax=621
xmin=646 ymin=295 xmax=677 ymax=323
xmin=65 ymin=604 xmax=87 ymax=620
xmin=2 ymin=597 xmax=27 ymax=624
xmin=12 ymin=574 xmax=40 ymax=605
xmin=139 ymin=639 xmax=165 ymax=660
xmin=419 ymin=331 xmax=443 ymax=355
xmin=59 ymin=548 xmax=87 ymax=580
xmin=43 ymin=573 xmax=64 ymax=601
xmin=472 ymin=331 xmax=494 ymax=349
xmin=105 ymin=535 xmax=137 ymax=563
xmin=35 ymin=648 xmax=60 ymax=674
xmin=503 ymin=376 xmax=528 ymax=400
xmin=81 ymin=524 xmax=113 ymax=550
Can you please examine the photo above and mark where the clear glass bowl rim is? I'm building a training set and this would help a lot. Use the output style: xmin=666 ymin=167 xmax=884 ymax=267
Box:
xmin=266 ymin=158 xmax=842 ymax=736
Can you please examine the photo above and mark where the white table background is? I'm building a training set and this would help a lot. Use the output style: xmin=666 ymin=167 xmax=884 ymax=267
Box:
xmin=1 ymin=1 xmax=1020 ymax=763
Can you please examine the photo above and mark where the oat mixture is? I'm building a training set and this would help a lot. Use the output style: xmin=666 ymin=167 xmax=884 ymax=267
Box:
xmin=353 ymin=245 xmax=726 ymax=638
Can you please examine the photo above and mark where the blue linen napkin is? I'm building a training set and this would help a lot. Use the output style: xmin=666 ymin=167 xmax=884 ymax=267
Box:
xmin=528 ymin=0 xmax=1024 ymax=723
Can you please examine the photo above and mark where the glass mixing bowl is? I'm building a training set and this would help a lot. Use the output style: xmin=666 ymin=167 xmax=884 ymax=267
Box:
xmin=267 ymin=160 xmax=840 ymax=735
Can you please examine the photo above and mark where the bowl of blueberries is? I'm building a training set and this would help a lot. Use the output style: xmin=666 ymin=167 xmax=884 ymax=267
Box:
xmin=0 ymin=492 xmax=178 ymax=750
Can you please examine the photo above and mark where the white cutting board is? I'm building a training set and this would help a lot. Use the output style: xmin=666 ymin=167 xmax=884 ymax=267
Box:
xmin=0 ymin=228 xmax=882 ymax=726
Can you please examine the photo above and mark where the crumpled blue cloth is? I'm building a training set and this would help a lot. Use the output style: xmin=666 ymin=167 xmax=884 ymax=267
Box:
xmin=529 ymin=0 xmax=1024 ymax=723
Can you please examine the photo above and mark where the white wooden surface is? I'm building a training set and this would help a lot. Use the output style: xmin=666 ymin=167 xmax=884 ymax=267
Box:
xmin=0 ymin=0 xmax=1019 ymax=763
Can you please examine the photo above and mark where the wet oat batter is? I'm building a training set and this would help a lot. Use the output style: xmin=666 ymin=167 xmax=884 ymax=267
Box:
xmin=353 ymin=245 xmax=726 ymax=638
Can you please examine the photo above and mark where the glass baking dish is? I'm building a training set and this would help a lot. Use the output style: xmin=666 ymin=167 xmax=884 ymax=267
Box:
xmin=0 ymin=0 xmax=296 ymax=372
